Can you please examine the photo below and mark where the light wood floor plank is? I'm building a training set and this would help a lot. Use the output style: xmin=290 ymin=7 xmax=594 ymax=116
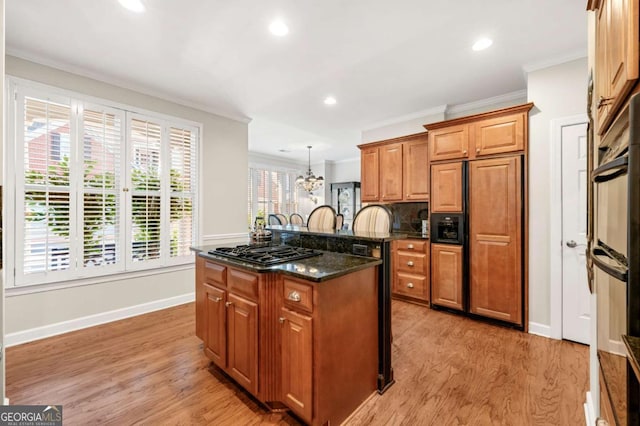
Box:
xmin=6 ymin=300 xmax=588 ymax=425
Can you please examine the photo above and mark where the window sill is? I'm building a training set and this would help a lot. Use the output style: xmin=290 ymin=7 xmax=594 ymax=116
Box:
xmin=5 ymin=263 xmax=195 ymax=297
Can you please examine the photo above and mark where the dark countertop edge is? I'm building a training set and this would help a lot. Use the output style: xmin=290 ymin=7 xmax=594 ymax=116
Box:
xmin=195 ymin=250 xmax=382 ymax=283
xmin=274 ymin=257 xmax=382 ymax=282
xmin=623 ymin=334 xmax=640 ymax=381
xmin=267 ymin=226 xmax=409 ymax=242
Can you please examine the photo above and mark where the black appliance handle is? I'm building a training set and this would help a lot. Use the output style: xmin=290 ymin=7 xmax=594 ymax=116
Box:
xmin=590 ymin=246 xmax=628 ymax=282
xmin=592 ymin=156 xmax=628 ymax=183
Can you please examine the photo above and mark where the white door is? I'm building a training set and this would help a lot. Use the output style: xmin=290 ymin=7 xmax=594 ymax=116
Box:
xmin=561 ymin=122 xmax=590 ymax=344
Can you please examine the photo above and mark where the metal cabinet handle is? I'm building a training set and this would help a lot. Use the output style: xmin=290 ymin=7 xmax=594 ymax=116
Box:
xmin=597 ymin=95 xmax=614 ymax=108
xmin=213 ymin=297 xmax=222 ymax=303
xmin=407 ymin=244 xmax=414 ymax=249
xmin=225 ymin=301 xmax=233 ymax=307
xmin=288 ymin=291 xmax=302 ymax=302
xmin=407 ymin=261 xmax=414 ymax=267
xmin=279 ymin=317 xmax=286 ymax=324
xmin=407 ymin=283 xmax=414 ymax=289
xmin=476 ymin=148 xmax=481 ymax=154
xmin=566 ymin=240 xmax=577 ymax=248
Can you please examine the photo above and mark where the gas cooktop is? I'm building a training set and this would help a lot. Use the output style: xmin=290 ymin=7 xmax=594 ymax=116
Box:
xmin=208 ymin=244 xmax=322 ymax=266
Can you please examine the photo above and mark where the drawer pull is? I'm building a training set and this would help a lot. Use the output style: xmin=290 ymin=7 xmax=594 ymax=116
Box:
xmin=225 ymin=301 xmax=233 ymax=307
xmin=407 ymin=261 xmax=414 ymax=267
xmin=288 ymin=291 xmax=302 ymax=302
xmin=476 ymin=148 xmax=481 ymax=154
xmin=407 ymin=244 xmax=414 ymax=249
xmin=279 ymin=317 xmax=286 ymax=324
xmin=597 ymin=95 xmax=614 ymax=108
xmin=407 ymin=282 xmax=414 ymax=289
xmin=213 ymin=297 xmax=222 ymax=303
xmin=463 ymin=150 xmax=467 ymax=155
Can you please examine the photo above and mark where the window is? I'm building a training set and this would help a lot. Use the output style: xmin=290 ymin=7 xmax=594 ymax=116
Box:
xmin=9 ymin=79 xmax=199 ymax=287
xmin=247 ymin=167 xmax=300 ymax=226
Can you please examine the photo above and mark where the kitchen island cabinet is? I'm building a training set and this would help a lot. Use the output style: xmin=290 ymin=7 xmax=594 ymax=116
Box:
xmin=194 ymin=249 xmax=380 ymax=426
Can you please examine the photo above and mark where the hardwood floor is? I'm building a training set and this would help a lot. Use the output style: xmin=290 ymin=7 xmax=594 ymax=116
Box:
xmin=6 ymin=300 xmax=588 ymax=425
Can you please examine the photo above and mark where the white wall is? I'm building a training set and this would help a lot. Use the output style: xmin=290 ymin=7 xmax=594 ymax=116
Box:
xmin=527 ymin=57 xmax=588 ymax=327
xmin=4 ymin=56 xmax=249 ymax=336
xmin=1 ymin=0 xmax=6 ymax=400
xmin=362 ymin=112 xmax=444 ymax=143
xmin=331 ymin=158 xmax=360 ymax=183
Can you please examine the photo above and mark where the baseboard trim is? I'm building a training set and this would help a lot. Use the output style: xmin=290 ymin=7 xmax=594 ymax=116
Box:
xmin=584 ymin=391 xmax=596 ymax=426
xmin=528 ymin=322 xmax=552 ymax=338
xmin=5 ymin=293 xmax=195 ymax=347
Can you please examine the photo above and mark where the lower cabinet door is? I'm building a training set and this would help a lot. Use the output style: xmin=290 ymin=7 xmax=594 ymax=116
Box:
xmin=281 ymin=307 xmax=313 ymax=423
xmin=431 ymin=243 xmax=464 ymax=311
xmin=204 ymin=284 xmax=227 ymax=367
xmin=226 ymin=293 xmax=258 ymax=395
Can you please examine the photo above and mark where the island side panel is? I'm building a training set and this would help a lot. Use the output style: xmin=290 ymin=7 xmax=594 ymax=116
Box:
xmin=195 ymin=255 xmax=205 ymax=340
xmin=314 ymin=265 xmax=379 ymax=425
xmin=259 ymin=272 xmax=283 ymax=405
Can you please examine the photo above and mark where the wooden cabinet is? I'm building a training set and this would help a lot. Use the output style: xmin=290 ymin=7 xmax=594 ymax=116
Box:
xmin=403 ymin=138 xmax=430 ymax=200
xmin=280 ymin=307 xmax=313 ymax=423
xmin=195 ymin=258 xmax=265 ymax=400
xmin=425 ymin=104 xmax=532 ymax=162
xmin=469 ymin=157 xmax=522 ymax=325
xmin=360 ymin=147 xmax=380 ymax=202
xmin=473 ymin=113 xmax=524 ymax=157
xmin=428 ymin=125 xmax=469 ymax=161
xmin=226 ymin=292 xmax=259 ymax=395
xmin=392 ymin=239 xmax=430 ymax=304
xmin=594 ymin=0 xmax=639 ymax=134
xmin=380 ymin=142 xmax=404 ymax=201
xmin=196 ymin=256 xmax=378 ymax=425
xmin=358 ymin=132 xmax=429 ymax=202
xmin=204 ymin=283 xmax=226 ymax=367
xmin=278 ymin=269 xmax=377 ymax=426
xmin=431 ymin=162 xmax=463 ymax=213
xmin=431 ymin=243 xmax=464 ymax=311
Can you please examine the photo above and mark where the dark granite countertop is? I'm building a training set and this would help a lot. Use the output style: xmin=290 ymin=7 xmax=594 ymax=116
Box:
xmin=267 ymin=225 xmax=408 ymax=242
xmin=191 ymin=242 xmax=381 ymax=282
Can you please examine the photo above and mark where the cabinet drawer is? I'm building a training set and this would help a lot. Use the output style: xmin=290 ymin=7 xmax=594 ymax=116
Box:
xmin=396 ymin=240 xmax=426 ymax=252
xmin=282 ymin=279 xmax=314 ymax=313
xmin=228 ymin=268 xmax=258 ymax=301
xmin=397 ymin=252 xmax=427 ymax=274
xmin=204 ymin=261 xmax=226 ymax=285
xmin=395 ymin=272 xmax=428 ymax=300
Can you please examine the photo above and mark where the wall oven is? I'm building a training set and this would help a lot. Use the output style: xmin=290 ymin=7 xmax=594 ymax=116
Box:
xmin=591 ymin=93 xmax=640 ymax=425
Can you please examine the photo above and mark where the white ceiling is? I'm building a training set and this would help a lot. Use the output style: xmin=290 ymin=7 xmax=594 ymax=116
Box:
xmin=6 ymin=0 xmax=587 ymax=163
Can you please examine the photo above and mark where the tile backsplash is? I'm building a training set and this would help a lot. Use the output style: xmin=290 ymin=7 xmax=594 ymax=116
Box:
xmin=387 ymin=202 xmax=428 ymax=233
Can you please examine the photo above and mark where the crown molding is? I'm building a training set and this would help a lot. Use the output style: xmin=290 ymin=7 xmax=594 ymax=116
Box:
xmin=361 ymin=104 xmax=447 ymax=131
xmin=446 ymin=89 xmax=528 ymax=116
xmin=6 ymin=49 xmax=253 ymax=124
xmin=521 ymin=49 xmax=588 ymax=74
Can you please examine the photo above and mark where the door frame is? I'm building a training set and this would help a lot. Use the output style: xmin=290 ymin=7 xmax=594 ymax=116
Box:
xmin=549 ymin=113 xmax=588 ymax=340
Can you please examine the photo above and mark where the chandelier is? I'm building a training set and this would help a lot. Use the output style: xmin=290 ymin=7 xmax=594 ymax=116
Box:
xmin=296 ymin=146 xmax=324 ymax=193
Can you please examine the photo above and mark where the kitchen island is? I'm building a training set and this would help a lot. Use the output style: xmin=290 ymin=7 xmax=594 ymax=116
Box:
xmin=192 ymin=242 xmax=382 ymax=425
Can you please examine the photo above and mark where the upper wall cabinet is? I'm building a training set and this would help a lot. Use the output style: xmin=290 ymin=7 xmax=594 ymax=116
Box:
xmin=360 ymin=147 xmax=380 ymax=202
xmin=593 ymin=0 xmax=639 ymax=135
xmin=425 ymin=103 xmax=533 ymax=162
xmin=358 ymin=133 xmax=429 ymax=203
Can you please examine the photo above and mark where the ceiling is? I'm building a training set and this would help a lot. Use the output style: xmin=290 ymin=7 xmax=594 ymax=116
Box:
xmin=6 ymin=0 xmax=588 ymax=163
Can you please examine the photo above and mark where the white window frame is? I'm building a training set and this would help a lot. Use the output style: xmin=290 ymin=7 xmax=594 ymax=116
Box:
xmin=247 ymin=164 xmax=301 ymax=225
xmin=5 ymin=77 xmax=202 ymax=289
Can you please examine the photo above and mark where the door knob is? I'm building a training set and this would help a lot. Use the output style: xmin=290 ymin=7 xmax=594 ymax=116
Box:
xmin=225 ymin=301 xmax=233 ymax=307
xmin=566 ymin=240 xmax=577 ymax=248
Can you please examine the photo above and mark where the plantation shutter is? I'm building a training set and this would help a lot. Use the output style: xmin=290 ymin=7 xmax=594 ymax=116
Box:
xmin=129 ymin=117 xmax=163 ymax=263
xmin=168 ymin=126 xmax=197 ymax=259
xmin=80 ymin=106 xmax=124 ymax=270
xmin=19 ymin=94 xmax=74 ymax=282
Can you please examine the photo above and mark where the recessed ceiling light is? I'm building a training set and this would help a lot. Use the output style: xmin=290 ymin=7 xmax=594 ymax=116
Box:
xmin=324 ymin=96 xmax=337 ymax=106
xmin=118 ymin=0 xmax=145 ymax=13
xmin=269 ymin=19 xmax=289 ymax=37
xmin=472 ymin=38 xmax=493 ymax=51
xmin=278 ymin=149 xmax=291 ymax=153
